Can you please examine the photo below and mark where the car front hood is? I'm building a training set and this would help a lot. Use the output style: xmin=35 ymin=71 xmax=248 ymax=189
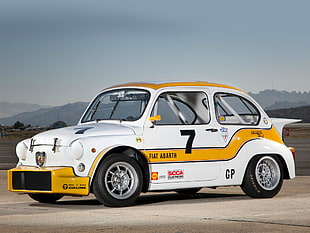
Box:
xmin=31 ymin=123 xmax=136 ymax=147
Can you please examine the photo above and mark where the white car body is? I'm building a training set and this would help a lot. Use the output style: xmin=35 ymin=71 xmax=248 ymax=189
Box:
xmin=8 ymin=81 xmax=297 ymax=206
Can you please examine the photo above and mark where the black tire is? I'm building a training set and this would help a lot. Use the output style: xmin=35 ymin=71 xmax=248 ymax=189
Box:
xmin=28 ymin=193 xmax=64 ymax=203
xmin=93 ymin=154 xmax=143 ymax=207
xmin=176 ymin=188 xmax=201 ymax=195
xmin=241 ymin=155 xmax=283 ymax=198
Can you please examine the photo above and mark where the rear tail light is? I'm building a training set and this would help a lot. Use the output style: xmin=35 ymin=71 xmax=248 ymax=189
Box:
xmin=289 ymin=147 xmax=296 ymax=161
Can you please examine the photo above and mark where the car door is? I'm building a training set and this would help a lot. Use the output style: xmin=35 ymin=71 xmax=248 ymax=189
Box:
xmin=143 ymin=90 xmax=221 ymax=183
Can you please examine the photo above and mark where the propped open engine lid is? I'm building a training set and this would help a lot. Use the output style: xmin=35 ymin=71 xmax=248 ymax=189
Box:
xmin=271 ymin=118 xmax=301 ymax=136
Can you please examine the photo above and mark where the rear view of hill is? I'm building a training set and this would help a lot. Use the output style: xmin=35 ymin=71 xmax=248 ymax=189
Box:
xmin=249 ymin=90 xmax=310 ymax=110
xmin=0 ymin=102 xmax=88 ymax=126
xmin=0 ymin=102 xmax=46 ymax=118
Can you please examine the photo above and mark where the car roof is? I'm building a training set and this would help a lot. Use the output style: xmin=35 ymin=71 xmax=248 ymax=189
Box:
xmin=105 ymin=81 xmax=242 ymax=91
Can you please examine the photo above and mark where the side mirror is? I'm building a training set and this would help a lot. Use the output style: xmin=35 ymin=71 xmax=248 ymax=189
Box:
xmin=148 ymin=115 xmax=161 ymax=128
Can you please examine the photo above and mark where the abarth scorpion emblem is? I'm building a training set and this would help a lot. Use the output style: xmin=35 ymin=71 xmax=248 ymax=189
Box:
xmin=35 ymin=152 xmax=46 ymax=167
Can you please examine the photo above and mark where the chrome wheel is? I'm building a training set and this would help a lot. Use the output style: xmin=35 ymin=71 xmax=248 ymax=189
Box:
xmin=241 ymin=155 xmax=283 ymax=198
xmin=255 ymin=156 xmax=280 ymax=191
xmin=93 ymin=154 xmax=142 ymax=206
xmin=105 ymin=161 xmax=139 ymax=200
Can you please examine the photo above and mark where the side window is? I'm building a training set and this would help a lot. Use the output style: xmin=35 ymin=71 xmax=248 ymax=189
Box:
xmin=151 ymin=92 xmax=210 ymax=125
xmin=214 ymin=93 xmax=260 ymax=125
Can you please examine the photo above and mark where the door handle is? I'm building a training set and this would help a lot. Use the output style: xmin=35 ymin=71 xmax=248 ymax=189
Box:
xmin=205 ymin=128 xmax=218 ymax=132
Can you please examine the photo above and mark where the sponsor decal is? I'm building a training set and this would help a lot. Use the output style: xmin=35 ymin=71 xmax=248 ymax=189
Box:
xmin=251 ymin=130 xmax=264 ymax=138
xmin=168 ymin=169 xmax=184 ymax=179
xmin=151 ymin=172 xmax=158 ymax=180
xmin=62 ymin=183 xmax=87 ymax=190
xmin=220 ymin=127 xmax=228 ymax=133
xmin=263 ymin=117 xmax=269 ymax=125
xmin=160 ymin=152 xmax=177 ymax=159
xmin=136 ymin=137 xmax=143 ymax=143
xmin=148 ymin=152 xmax=177 ymax=160
xmin=220 ymin=127 xmax=228 ymax=142
xmin=218 ymin=116 xmax=226 ymax=122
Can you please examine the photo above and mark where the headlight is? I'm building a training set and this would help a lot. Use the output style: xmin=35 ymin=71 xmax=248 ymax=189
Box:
xmin=16 ymin=141 xmax=28 ymax=161
xmin=70 ymin=140 xmax=84 ymax=160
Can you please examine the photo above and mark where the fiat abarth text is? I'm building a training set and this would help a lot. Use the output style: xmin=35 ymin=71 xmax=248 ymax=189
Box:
xmin=8 ymin=81 xmax=298 ymax=207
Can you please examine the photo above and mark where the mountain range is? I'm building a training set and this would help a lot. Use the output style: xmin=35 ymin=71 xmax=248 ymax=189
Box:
xmin=0 ymin=89 xmax=310 ymax=126
xmin=0 ymin=102 xmax=46 ymax=119
xmin=249 ymin=90 xmax=310 ymax=109
xmin=0 ymin=102 xmax=88 ymax=126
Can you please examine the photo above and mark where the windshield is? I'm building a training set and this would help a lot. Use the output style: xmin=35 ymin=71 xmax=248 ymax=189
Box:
xmin=81 ymin=89 xmax=150 ymax=123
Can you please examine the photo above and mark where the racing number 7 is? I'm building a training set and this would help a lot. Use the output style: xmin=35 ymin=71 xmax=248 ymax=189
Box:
xmin=180 ymin=130 xmax=196 ymax=154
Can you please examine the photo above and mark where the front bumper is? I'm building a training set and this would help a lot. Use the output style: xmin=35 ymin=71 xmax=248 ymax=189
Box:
xmin=8 ymin=166 xmax=90 ymax=196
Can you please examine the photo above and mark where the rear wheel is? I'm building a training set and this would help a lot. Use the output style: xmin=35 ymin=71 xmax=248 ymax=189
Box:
xmin=93 ymin=154 xmax=143 ymax=207
xmin=28 ymin=193 xmax=64 ymax=203
xmin=241 ymin=155 xmax=283 ymax=198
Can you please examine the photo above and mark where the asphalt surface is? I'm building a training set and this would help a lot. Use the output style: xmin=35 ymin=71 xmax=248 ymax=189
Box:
xmin=0 ymin=128 xmax=309 ymax=232
xmin=0 ymin=172 xmax=309 ymax=232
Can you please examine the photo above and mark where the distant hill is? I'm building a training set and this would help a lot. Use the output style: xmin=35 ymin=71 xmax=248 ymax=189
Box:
xmin=0 ymin=102 xmax=46 ymax=118
xmin=249 ymin=90 xmax=310 ymax=110
xmin=0 ymin=102 xmax=88 ymax=126
xmin=266 ymin=105 xmax=310 ymax=123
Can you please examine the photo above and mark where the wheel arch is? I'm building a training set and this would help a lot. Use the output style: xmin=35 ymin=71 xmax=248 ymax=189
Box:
xmin=237 ymin=138 xmax=295 ymax=183
xmin=90 ymin=146 xmax=150 ymax=193
xmin=242 ymin=153 xmax=290 ymax=184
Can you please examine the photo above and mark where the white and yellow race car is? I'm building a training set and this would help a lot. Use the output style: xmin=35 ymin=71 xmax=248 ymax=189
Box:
xmin=8 ymin=81 xmax=298 ymax=207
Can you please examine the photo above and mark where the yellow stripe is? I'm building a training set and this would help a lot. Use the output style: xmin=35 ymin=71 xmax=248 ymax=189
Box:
xmin=143 ymin=127 xmax=282 ymax=163
xmin=88 ymin=146 xmax=117 ymax=177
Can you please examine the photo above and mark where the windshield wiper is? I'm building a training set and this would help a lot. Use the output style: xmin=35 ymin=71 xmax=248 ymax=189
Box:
xmin=90 ymin=100 xmax=101 ymax=120
xmin=108 ymin=99 xmax=121 ymax=119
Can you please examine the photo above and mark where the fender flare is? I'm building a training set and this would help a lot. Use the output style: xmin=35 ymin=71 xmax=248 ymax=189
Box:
xmin=230 ymin=138 xmax=295 ymax=184
xmin=88 ymin=145 xmax=150 ymax=192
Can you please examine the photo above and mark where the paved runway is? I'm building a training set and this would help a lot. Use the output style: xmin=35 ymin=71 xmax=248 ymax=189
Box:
xmin=0 ymin=171 xmax=309 ymax=232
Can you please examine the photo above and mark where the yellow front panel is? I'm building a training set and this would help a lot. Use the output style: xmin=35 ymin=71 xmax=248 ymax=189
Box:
xmin=8 ymin=167 xmax=90 ymax=196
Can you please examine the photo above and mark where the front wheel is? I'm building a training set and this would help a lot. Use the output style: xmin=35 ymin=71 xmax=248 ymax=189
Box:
xmin=241 ymin=155 xmax=283 ymax=198
xmin=93 ymin=154 xmax=143 ymax=207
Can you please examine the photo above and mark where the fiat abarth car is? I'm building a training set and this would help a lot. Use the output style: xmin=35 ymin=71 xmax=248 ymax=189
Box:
xmin=8 ymin=81 xmax=298 ymax=207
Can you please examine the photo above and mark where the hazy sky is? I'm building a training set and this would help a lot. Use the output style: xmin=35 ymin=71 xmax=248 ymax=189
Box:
xmin=1 ymin=0 xmax=309 ymax=106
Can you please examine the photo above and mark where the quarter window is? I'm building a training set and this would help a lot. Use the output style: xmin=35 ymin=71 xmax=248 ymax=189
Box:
xmin=214 ymin=93 xmax=260 ymax=125
xmin=151 ymin=92 xmax=210 ymax=125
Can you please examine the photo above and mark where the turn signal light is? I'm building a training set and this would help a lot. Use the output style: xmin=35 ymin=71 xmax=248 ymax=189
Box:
xmin=289 ymin=147 xmax=296 ymax=161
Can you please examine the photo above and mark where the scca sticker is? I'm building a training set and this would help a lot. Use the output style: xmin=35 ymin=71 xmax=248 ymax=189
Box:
xmin=168 ymin=169 xmax=184 ymax=179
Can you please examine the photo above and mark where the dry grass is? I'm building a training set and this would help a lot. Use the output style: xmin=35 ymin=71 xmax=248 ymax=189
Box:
xmin=0 ymin=129 xmax=46 ymax=141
